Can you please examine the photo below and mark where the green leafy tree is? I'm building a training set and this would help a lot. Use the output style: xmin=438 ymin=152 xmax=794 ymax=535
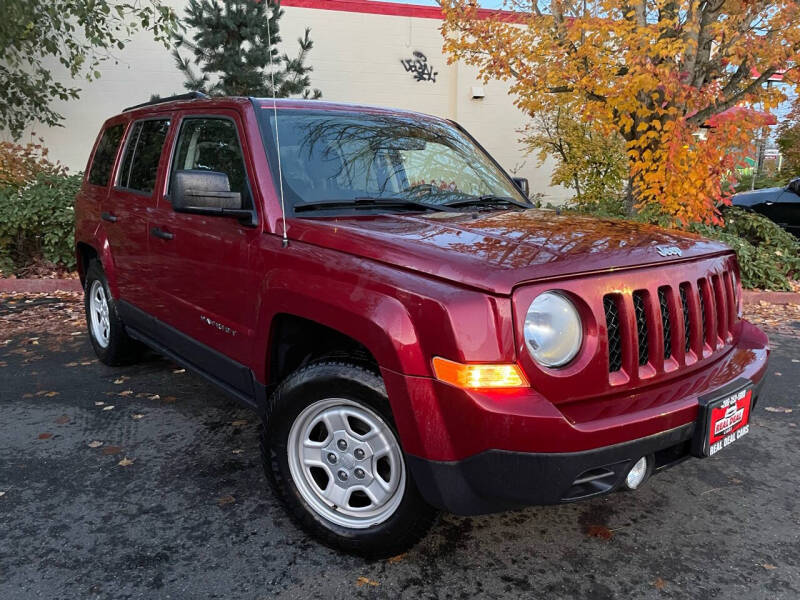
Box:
xmin=173 ymin=0 xmax=321 ymax=99
xmin=1 ymin=0 xmax=177 ymax=139
xmin=777 ymin=98 xmax=800 ymax=177
xmin=525 ymin=99 xmax=627 ymax=214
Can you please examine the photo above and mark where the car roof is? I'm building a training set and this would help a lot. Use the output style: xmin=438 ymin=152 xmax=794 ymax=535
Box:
xmin=114 ymin=95 xmax=446 ymax=125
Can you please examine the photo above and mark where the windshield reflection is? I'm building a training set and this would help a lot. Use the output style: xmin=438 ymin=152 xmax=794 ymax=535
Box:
xmin=257 ymin=108 xmax=527 ymax=213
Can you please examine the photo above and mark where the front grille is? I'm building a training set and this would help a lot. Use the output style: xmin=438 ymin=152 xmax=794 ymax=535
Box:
xmin=697 ymin=280 xmax=708 ymax=345
xmin=603 ymin=267 xmax=736 ymax=377
xmin=680 ymin=284 xmax=691 ymax=353
xmin=604 ymin=296 xmax=623 ymax=372
xmin=632 ymin=291 xmax=649 ymax=366
xmin=658 ymin=287 xmax=672 ymax=359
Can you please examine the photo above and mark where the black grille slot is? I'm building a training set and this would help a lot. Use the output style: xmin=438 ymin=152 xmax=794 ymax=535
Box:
xmin=658 ymin=287 xmax=672 ymax=359
xmin=680 ymin=284 xmax=691 ymax=353
xmin=604 ymin=296 xmax=623 ymax=372
xmin=698 ymin=281 xmax=708 ymax=346
xmin=632 ymin=291 xmax=649 ymax=366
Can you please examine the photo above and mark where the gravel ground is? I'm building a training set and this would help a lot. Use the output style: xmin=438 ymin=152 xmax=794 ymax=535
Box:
xmin=0 ymin=295 xmax=798 ymax=600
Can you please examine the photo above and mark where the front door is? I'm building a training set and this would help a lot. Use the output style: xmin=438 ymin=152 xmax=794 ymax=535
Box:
xmin=147 ymin=112 xmax=261 ymax=383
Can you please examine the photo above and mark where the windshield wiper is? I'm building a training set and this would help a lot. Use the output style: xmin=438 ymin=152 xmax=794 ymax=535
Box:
xmin=294 ymin=197 xmax=454 ymax=213
xmin=442 ymin=195 xmax=531 ymax=210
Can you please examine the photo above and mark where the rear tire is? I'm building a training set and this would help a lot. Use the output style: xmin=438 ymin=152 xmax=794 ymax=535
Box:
xmin=261 ymin=360 xmax=437 ymax=558
xmin=83 ymin=260 xmax=142 ymax=366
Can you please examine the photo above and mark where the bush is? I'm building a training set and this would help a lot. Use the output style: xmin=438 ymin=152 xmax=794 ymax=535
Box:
xmin=0 ymin=173 xmax=80 ymax=275
xmin=690 ymin=207 xmax=800 ymax=291
xmin=0 ymin=139 xmax=66 ymax=189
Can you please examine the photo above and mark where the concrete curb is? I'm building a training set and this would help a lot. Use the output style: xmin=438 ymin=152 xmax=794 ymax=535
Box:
xmin=0 ymin=279 xmax=82 ymax=293
xmin=742 ymin=290 xmax=800 ymax=305
xmin=1 ymin=279 xmax=799 ymax=304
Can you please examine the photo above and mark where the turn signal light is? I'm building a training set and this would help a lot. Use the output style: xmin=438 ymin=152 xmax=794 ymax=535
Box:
xmin=432 ymin=357 xmax=529 ymax=389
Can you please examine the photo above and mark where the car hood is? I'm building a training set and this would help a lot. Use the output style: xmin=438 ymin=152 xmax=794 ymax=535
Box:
xmin=732 ymin=187 xmax=784 ymax=206
xmin=288 ymin=209 xmax=731 ymax=295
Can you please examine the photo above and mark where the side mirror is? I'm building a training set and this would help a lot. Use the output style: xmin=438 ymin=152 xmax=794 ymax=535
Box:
xmin=171 ymin=170 xmax=254 ymax=222
xmin=788 ymin=178 xmax=800 ymax=196
xmin=512 ymin=177 xmax=529 ymax=197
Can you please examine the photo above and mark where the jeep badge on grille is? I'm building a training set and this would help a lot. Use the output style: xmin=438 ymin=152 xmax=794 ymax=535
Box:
xmin=656 ymin=245 xmax=682 ymax=257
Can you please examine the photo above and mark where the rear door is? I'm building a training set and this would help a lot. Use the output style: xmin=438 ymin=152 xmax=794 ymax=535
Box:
xmin=147 ymin=111 xmax=262 ymax=378
xmin=103 ymin=117 xmax=172 ymax=309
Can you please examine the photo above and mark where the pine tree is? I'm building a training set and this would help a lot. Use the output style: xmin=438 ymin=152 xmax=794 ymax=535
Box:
xmin=173 ymin=0 xmax=321 ymax=99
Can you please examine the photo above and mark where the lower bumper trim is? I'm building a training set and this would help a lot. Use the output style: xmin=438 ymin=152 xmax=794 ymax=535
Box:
xmin=407 ymin=423 xmax=695 ymax=515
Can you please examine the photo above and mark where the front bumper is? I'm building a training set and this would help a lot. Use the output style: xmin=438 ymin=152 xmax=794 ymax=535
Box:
xmin=382 ymin=320 xmax=769 ymax=515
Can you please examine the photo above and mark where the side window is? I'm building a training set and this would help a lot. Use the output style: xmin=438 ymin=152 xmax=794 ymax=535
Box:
xmin=117 ymin=119 xmax=170 ymax=194
xmin=170 ymin=118 xmax=250 ymax=204
xmin=88 ymin=124 xmax=124 ymax=186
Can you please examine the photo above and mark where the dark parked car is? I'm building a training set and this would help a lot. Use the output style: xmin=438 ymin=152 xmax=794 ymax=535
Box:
xmin=732 ymin=177 xmax=800 ymax=237
xmin=74 ymin=94 xmax=770 ymax=557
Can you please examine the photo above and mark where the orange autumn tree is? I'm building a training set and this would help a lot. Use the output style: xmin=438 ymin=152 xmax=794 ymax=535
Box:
xmin=440 ymin=0 xmax=800 ymax=225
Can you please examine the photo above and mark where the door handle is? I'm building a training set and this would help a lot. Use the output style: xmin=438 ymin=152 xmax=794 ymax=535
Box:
xmin=101 ymin=212 xmax=118 ymax=223
xmin=150 ymin=227 xmax=174 ymax=240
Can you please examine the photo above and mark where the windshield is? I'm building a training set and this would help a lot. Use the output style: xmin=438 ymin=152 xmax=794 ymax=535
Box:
xmin=256 ymin=107 xmax=528 ymax=214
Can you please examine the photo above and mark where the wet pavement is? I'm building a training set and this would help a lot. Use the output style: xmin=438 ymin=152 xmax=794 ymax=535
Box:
xmin=0 ymin=316 xmax=798 ymax=599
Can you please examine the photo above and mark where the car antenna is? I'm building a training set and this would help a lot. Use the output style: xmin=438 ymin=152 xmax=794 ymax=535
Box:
xmin=266 ymin=6 xmax=289 ymax=248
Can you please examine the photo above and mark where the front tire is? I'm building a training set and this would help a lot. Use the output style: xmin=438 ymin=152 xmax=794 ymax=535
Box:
xmin=83 ymin=260 xmax=141 ymax=366
xmin=262 ymin=361 xmax=436 ymax=558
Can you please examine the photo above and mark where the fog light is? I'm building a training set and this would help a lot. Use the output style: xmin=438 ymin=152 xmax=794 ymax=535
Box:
xmin=625 ymin=457 xmax=648 ymax=490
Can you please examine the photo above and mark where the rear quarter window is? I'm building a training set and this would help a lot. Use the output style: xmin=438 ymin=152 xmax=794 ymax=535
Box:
xmin=117 ymin=119 xmax=171 ymax=194
xmin=88 ymin=124 xmax=125 ymax=186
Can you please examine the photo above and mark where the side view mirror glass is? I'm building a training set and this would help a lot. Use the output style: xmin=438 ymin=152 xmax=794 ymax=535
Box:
xmin=512 ymin=177 xmax=529 ymax=197
xmin=788 ymin=178 xmax=800 ymax=196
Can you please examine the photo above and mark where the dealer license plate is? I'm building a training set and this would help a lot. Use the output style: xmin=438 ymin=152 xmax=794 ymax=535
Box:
xmin=693 ymin=383 xmax=753 ymax=457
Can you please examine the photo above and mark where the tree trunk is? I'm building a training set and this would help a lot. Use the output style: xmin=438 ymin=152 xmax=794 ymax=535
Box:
xmin=623 ymin=175 xmax=636 ymax=217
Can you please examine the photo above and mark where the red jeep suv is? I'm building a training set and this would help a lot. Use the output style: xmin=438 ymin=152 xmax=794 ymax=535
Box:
xmin=74 ymin=94 xmax=770 ymax=557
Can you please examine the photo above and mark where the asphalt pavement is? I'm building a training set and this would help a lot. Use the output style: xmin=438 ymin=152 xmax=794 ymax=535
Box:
xmin=0 ymin=319 xmax=798 ymax=599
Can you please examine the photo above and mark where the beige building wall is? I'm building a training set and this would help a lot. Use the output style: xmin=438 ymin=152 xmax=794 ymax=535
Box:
xmin=5 ymin=1 xmax=570 ymax=204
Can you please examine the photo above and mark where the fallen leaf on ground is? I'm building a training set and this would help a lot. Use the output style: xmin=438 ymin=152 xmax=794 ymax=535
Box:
xmin=356 ymin=577 xmax=379 ymax=587
xmin=102 ymin=446 xmax=122 ymax=455
xmin=55 ymin=415 xmax=70 ymax=424
xmin=162 ymin=396 xmax=177 ymax=403
xmin=118 ymin=390 xmax=133 ymax=396
xmin=232 ymin=449 xmax=243 ymax=454
xmin=102 ymin=405 xmax=115 ymax=411
xmin=761 ymin=563 xmax=777 ymax=570
xmin=148 ymin=394 xmax=160 ymax=401
xmin=775 ymin=372 xmax=782 ymax=376
xmin=764 ymin=407 xmax=793 ymax=413
xmin=231 ymin=420 xmax=248 ymax=427
xmin=118 ymin=457 xmax=134 ymax=467
xmin=65 ymin=362 xmax=78 ymax=367
xmin=387 ymin=553 xmax=407 ymax=564
xmin=113 ymin=377 xmax=128 ymax=384
xmin=38 ymin=432 xmax=53 ymax=439
xmin=0 ymin=491 xmax=5 ymax=497
xmin=172 ymin=369 xmax=185 ymax=374
xmin=132 ymin=414 xmax=145 ymax=420
xmin=586 ymin=525 xmax=614 ymax=539
xmin=22 ymin=393 xmax=33 ymax=398
xmin=94 ymin=401 xmax=105 ymax=406
xmin=653 ymin=577 xmax=666 ymax=590
xmin=218 ymin=495 xmax=235 ymax=506
xmin=88 ymin=441 xmax=103 ymax=448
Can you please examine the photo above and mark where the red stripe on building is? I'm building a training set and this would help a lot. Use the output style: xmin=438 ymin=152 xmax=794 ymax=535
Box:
xmin=280 ymin=0 xmax=516 ymax=21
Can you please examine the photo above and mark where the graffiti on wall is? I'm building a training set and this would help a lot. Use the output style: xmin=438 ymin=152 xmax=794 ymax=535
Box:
xmin=401 ymin=51 xmax=438 ymax=83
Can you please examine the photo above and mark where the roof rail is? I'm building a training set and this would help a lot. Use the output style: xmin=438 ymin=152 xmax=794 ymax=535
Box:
xmin=123 ymin=91 xmax=209 ymax=113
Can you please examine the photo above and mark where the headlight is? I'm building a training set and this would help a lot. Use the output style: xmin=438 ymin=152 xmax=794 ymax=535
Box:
xmin=524 ymin=291 xmax=583 ymax=367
